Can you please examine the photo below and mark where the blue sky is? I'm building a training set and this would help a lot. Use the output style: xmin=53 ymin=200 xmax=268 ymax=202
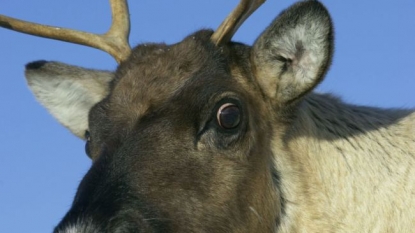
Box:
xmin=1 ymin=0 xmax=414 ymax=232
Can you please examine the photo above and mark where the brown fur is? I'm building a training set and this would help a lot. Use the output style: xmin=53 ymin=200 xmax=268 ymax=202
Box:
xmin=22 ymin=1 xmax=414 ymax=232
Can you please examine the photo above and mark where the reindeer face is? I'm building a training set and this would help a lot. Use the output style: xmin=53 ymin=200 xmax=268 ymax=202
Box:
xmin=51 ymin=30 xmax=279 ymax=232
xmin=17 ymin=1 xmax=333 ymax=232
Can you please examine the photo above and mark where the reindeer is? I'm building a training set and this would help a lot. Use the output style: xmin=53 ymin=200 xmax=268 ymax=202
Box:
xmin=1 ymin=0 xmax=414 ymax=232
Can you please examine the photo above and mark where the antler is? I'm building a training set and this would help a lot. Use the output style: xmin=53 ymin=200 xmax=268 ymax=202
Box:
xmin=0 ymin=0 xmax=131 ymax=63
xmin=211 ymin=0 xmax=265 ymax=45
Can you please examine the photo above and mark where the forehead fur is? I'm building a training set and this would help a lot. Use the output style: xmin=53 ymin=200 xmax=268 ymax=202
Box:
xmin=105 ymin=30 xmax=230 ymax=126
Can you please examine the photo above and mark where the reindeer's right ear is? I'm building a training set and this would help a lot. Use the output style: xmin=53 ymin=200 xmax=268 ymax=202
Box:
xmin=251 ymin=1 xmax=333 ymax=105
xmin=25 ymin=61 xmax=114 ymax=139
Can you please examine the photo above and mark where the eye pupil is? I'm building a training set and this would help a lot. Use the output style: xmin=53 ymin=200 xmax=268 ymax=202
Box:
xmin=217 ymin=104 xmax=241 ymax=129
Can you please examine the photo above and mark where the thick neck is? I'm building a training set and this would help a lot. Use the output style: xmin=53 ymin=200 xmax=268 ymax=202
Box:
xmin=272 ymin=92 xmax=415 ymax=232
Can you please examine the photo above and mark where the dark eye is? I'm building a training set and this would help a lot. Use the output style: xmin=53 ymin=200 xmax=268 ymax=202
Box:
xmin=84 ymin=130 xmax=91 ymax=157
xmin=217 ymin=103 xmax=241 ymax=129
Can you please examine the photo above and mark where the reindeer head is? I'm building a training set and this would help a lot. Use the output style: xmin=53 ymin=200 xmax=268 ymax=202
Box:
xmin=1 ymin=1 xmax=333 ymax=232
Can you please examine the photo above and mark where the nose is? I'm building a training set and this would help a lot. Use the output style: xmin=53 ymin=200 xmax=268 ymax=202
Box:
xmin=53 ymin=216 xmax=153 ymax=233
xmin=53 ymin=157 xmax=170 ymax=233
xmin=53 ymin=129 xmax=177 ymax=233
xmin=54 ymin=202 xmax=166 ymax=233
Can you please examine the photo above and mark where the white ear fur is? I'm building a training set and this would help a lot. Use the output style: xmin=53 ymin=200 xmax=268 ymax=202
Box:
xmin=25 ymin=61 xmax=114 ymax=139
xmin=252 ymin=1 xmax=333 ymax=105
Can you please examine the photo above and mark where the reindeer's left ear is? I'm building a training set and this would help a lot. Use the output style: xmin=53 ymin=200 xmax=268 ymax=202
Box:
xmin=251 ymin=1 xmax=333 ymax=105
xmin=25 ymin=61 xmax=114 ymax=139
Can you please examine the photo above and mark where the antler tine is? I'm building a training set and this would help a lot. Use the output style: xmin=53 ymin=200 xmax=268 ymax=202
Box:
xmin=211 ymin=0 xmax=265 ymax=45
xmin=0 ymin=0 xmax=131 ymax=63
